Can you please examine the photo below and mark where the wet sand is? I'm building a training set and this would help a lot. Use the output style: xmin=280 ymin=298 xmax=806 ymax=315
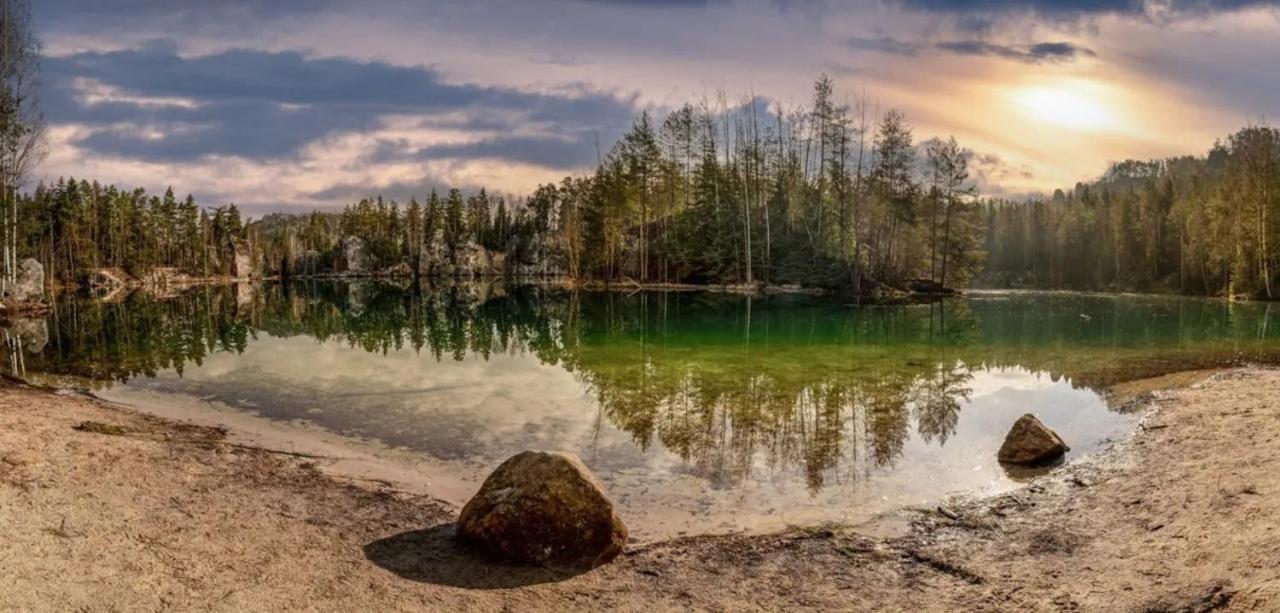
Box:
xmin=84 ymin=368 xmax=1135 ymax=543
xmin=2 ymin=368 xmax=1279 ymax=611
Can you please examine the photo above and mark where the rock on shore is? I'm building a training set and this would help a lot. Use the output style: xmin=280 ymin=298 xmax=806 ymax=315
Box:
xmin=457 ymin=450 xmax=628 ymax=568
xmin=998 ymin=413 xmax=1069 ymax=465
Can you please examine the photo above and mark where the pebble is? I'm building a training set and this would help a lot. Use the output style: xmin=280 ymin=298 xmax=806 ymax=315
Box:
xmin=937 ymin=505 xmax=960 ymax=520
xmin=2 ymin=452 xmax=33 ymax=466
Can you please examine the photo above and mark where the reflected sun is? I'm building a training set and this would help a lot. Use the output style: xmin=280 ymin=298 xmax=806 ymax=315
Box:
xmin=1014 ymin=83 xmax=1120 ymax=131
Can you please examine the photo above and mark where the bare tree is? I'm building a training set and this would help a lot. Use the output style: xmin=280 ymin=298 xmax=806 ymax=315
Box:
xmin=0 ymin=0 xmax=44 ymax=289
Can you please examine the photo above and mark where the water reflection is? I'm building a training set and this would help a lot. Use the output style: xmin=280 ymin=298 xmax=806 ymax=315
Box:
xmin=10 ymin=283 xmax=1280 ymax=535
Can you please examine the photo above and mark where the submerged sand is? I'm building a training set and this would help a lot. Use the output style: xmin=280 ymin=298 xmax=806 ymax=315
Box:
xmin=2 ymin=368 xmax=1279 ymax=611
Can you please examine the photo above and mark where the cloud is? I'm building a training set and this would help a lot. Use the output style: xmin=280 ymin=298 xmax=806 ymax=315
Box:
xmin=34 ymin=0 xmax=338 ymax=23
xmin=574 ymin=0 xmax=710 ymax=5
xmin=846 ymin=36 xmax=921 ymax=56
xmin=848 ymin=36 xmax=1095 ymax=63
xmin=388 ymin=136 xmax=594 ymax=168
xmin=42 ymin=42 xmax=638 ymax=165
xmin=935 ymin=40 xmax=1096 ymax=62
xmin=892 ymin=0 xmax=1280 ymax=18
xmin=894 ymin=0 xmax=1133 ymax=13
xmin=308 ymin=173 xmax=498 ymax=205
xmin=28 ymin=0 xmax=1280 ymax=209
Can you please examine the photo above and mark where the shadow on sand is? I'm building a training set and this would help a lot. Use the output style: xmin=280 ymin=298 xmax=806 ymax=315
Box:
xmin=362 ymin=523 xmax=590 ymax=589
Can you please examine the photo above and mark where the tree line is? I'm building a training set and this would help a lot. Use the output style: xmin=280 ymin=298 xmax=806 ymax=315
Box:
xmin=254 ymin=188 xmax=531 ymax=276
xmin=16 ymin=180 xmax=541 ymax=283
xmin=982 ymin=126 xmax=1280 ymax=299
xmin=531 ymin=76 xmax=984 ymax=291
xmin=253 ymin=76 xmax=987 ymax=292
xmin=23 ymin=76 xmax=992 ymax=295
xmin=9 ymin=63 xmax=1278 ymax=299
xmin=19 ymin=179 xmax=248 ymax=282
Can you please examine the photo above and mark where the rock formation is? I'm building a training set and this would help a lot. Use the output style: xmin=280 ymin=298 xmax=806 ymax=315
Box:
xmin=418 ymin=235 xmax=505 ymax=278
xmin=2 ymin=259 xmax=45 ymax=305
xmin=338 ymin=236 xmax=371 ymax=274
xmin=231 ymin=239 xmax=254 ymax=279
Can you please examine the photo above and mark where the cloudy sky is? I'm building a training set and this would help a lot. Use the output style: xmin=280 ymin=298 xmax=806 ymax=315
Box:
xmin=32 ymin=0 xmax=1280 ymax=214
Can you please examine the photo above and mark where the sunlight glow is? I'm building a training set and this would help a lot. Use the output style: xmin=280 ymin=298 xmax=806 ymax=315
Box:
xmin=1014 ymin=84 xmax=1120 ymax=131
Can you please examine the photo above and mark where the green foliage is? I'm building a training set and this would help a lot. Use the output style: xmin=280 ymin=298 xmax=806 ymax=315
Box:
xmin=524 ymin=77 xmax=985 ymax=292
xmin=444 ymin=188 xmax=465 ymax=253
xmin=982 ymin=126 xmax=1280 ymax=299
xmin=18 ymin=179 xmax=249 ymax=281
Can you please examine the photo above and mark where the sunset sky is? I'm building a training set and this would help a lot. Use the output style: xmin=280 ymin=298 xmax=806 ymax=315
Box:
xmin=32 ymin=0 xmax=1280 ymax=214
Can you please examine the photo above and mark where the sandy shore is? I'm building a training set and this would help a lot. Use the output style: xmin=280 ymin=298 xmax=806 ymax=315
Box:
xmin=2 ymin=369 xmax=1279 ymax=611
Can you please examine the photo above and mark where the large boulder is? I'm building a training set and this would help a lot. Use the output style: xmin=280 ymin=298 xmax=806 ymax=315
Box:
xmin=998 ymin=414 xmax=1069 ymax=465
xmin=452 ymin=241 xmax=500 ymax=278
xmin=339 ymin=236 xmax=370 ymax=274
xmin=419 ymin=229 xmax=449 ymax=277
xmin=457 ymin=450 xmax=628 ymax=568
xmin=231 ymin=239 xmax=254 ymax=279
xmin=2 ymin=258 xmax=44 ymax=304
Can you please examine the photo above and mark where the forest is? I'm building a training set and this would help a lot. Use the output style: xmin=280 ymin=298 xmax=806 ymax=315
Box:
xmin=982 ymin=125 xmax=1280 ymax=299
xmin=10 ymin=77 xmax=1280 ymax=299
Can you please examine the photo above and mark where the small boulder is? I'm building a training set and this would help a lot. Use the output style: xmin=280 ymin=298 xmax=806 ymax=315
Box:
xmin=457 ymin=450 xmax=627 ymax=568
xmin=997 ymin=414 xmax=1069 ymax=465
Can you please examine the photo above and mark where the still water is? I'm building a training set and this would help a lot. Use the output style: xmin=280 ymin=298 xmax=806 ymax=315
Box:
xmin=10 ymin=281 xmax=1280 ymax=537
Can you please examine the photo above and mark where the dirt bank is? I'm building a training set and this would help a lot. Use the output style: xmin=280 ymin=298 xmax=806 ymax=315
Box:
xmin=2 ymin=369 xmax=1279 ymax=611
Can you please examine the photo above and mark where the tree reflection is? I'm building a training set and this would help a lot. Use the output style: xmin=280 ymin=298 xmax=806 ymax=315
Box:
xmin=11 ymin=283 xmax=1280 ymax=492
xmin=911 ymin=361 xmax=973 ymax=446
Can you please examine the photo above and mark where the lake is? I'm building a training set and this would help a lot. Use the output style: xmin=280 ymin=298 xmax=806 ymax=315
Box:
xmin=8 ymin=281 xmax=1280 ymax=538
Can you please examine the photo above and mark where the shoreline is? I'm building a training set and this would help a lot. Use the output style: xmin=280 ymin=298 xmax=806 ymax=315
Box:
xmin=45 ymin=272 xmax=893 ymax=299
xmin=3 ymin=366 xmax=1279 ymax=609
xmin=46 ymin=272 xmax=1280 ymax=304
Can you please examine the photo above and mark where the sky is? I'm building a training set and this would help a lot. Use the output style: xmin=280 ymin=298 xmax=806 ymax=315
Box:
xmin=31 ymin=0 xmax=1280 ymax=214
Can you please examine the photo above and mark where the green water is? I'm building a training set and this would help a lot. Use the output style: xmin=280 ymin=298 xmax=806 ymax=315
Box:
xmin=8 ymin=282 xmax=1280 ymax=537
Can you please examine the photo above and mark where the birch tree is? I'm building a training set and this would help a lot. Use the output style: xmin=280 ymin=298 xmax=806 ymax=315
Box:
xmin=0 ymin=0 xmax=44 ymax=289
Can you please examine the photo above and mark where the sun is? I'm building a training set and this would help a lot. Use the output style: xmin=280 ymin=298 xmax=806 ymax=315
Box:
xmin=1013 ymin=82 xmax=1120 ymax=131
